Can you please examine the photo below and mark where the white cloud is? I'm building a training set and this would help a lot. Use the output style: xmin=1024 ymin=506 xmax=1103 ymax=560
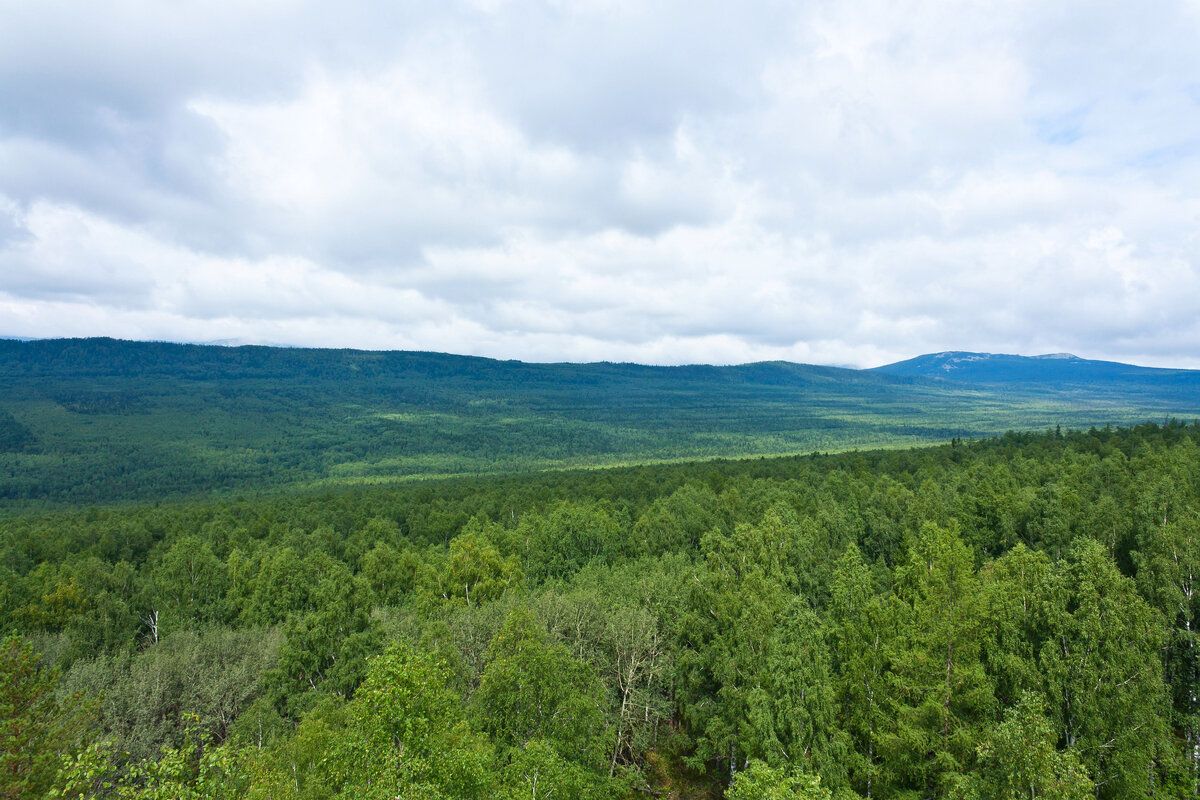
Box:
xmin=1 ymin=0 xmax=1199 ymax=368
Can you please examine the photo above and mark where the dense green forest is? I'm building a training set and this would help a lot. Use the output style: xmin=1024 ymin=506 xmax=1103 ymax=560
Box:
xmin=6 ymin=421 xmax=1200 ymax=798
xmin=4 ymin=338 xmax=1198 ymax=508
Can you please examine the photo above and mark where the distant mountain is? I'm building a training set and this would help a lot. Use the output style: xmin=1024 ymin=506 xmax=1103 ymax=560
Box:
xmin=2 ymin=338 xmax=1199 ymax=506
xmin=872 ymin=351 xmax=1200 ymax=386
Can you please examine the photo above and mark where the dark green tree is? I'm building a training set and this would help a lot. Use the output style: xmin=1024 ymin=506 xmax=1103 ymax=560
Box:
xmin=883 ymin=522 xmax=993 ymax=797
xmin=829 ymin=543 xmax=889 ymax=798
xmin=1041 ymin=539 xmax=1169 ymax=799
xmin=0 ymin=634 xmax=90 ymax=800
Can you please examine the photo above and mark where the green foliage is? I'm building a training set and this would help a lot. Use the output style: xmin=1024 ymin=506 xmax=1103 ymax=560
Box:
xmin=533 ymin=558 xmax=682 ymax=772
xmin=58 ymin=626 xmax=281 ymax=764
xmin=119 ymin=720 xmax=248 ymax=800
xmin=226 ymin=697 xmax=287 ymax=752
xmin=751 ymin=599 xmax=844 ymax=782
xmin=472 ymin=608 xmax=609 ymax=773
xmin=0 ymin=634 xmax=90 ymax=800
xmin=519 ymin=501 xmax=622 ymax=583
xmin=1040 ymin=540 xmax=1168 ymax=800
xmin=239 ymin=697 xmax=346 ymax=800
xmin=678 ymin=515 xmax=793 ymax=773
xmin=884 ymin=522 xmax=993 ymax=796
xmin=5 ymin=422 xmax=1200 ymax=799
xmin=270 ymin=555 xmax=379 ymax=704
xmin=433 ymin=525 xmax=522 ymax=605
xmin=51 ymin=717 xmax=248 ymax=800
xmin=965 ymin=692 xmax=1091 ymax=800
xmin=358 ymin=538 xmax=423 ymax=607
xmin=631 ymin=482 xmax=727 ymax=558
xmin=725 ymin=759 xmax=834 ymax=800
xmin=150 ymin=536 xmax=229 ymax=625
xmin=0 ymin=409 xmax=36 ymax=453
xmin=828 ymin=543 xmax=889 ymax=797
xmin=500 ymin=738 xmax=616 ymax=800
xmin=326 ymin=642 xmax=495 ymax=800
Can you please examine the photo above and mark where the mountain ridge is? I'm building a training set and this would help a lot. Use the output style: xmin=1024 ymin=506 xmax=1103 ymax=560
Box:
xmin=7 ymin=335 xmax=1198 ymax=375
xmin=871 ymin=349 xmax=1200 ymax=384
xmin=2 ymin=338 xmax=1198 ymax=507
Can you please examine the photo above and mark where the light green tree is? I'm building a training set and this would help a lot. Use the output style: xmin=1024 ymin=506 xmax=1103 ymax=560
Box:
xmin=435 ymin=528 xmax=522 ymax=606
xmin=473 ymin=608 xmax=608 ymax=768
xmin=676 ymin=516 xmax=791 ymax=777
xmin=726 ymin=759 xmax=834 ymax=800
xmin=328 ymin=642 xmax=494 ymax=800
xmin=966 ymin=693 xmax=1091 ymax=800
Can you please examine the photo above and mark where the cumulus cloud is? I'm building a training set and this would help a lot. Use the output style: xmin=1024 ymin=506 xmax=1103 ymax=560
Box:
xmin=1 ymin=0 xmax=1199 ymax=367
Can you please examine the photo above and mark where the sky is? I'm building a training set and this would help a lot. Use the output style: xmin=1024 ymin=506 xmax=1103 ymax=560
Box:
xmin=1 ymin=1 xmax=1199 ymax=368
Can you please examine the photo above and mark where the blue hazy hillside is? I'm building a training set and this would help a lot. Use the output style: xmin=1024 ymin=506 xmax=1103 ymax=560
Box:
xmin=872 ymin=351 xmax=1200 ymax=407
xmin=873 ymin=350 xmax=1200 ymax=384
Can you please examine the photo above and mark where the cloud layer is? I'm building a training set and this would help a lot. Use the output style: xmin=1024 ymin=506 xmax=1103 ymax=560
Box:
xmin=2 ymin=0 xmax=1199 ymax=367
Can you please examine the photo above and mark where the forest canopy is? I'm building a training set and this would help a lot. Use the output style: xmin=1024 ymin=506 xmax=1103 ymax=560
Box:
xmin=3 ymin=420 xmax=1200 ymax=798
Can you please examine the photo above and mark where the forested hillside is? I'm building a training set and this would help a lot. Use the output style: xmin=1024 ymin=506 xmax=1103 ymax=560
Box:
xmin=5 ymin=421 xmax=1200 ymax=798
xmin=3 ymin=338 xmax=1197 ymax=508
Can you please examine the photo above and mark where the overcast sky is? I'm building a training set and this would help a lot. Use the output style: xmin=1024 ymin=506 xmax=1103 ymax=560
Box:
xmin=2 ymin=1 xmax=1199 ymax=368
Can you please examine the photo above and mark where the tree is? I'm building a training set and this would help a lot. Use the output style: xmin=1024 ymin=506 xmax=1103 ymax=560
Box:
xmin=238 ymin=697 xmax=345 ymax=800
xmin=499 ymin=739 xmax=603 ymax=800
xmin=746 ymin=599 xmax=842 ymax=784
xmin=328 ymin=642 xmax=494 ymax=800
xmin=631 ymin=483 xmax=726 ymax=558
xmin=1040 ymin=540 xmax=1169 ymax=800
xmin=472 ymin=608 xmax=608 ymax=772
xmin=358 ymin=541 xmax=423 ymax=607
xmin=725 ymin=759 xmax=834 ymax=800
xmin=883 ymin=522 xmax=992 ymax=797
xmin=57 ymin=626 xmax=281 ymax=765
xmin=0 ymin=634 xmax=89 ymax=800
xmin=969 ymin=693 xmax=1091 ymax=800
xmin=272 ymin=559 xmax=378 ymax=705
xmin=979 ymin=544 xmax=1053 ymax=710
xmin=1134 ymin=505 xmax=1200 ymax=790
xmin=435 ymin=529 xmax=522 ymax=606
xmin=829 ymin=544 xmax=889 ymax=798
xmin=119 ymin=717 xmax=249 ymax=800
xmin=676 ymin=517 xmax=791 ymax=777
xmin=53 ymin=716 xmax=254 ymax=800
xmin=151 ymin=535 xmax=229 ymax=625
xmin=520 ymin=502 xmax=621 ymax=583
